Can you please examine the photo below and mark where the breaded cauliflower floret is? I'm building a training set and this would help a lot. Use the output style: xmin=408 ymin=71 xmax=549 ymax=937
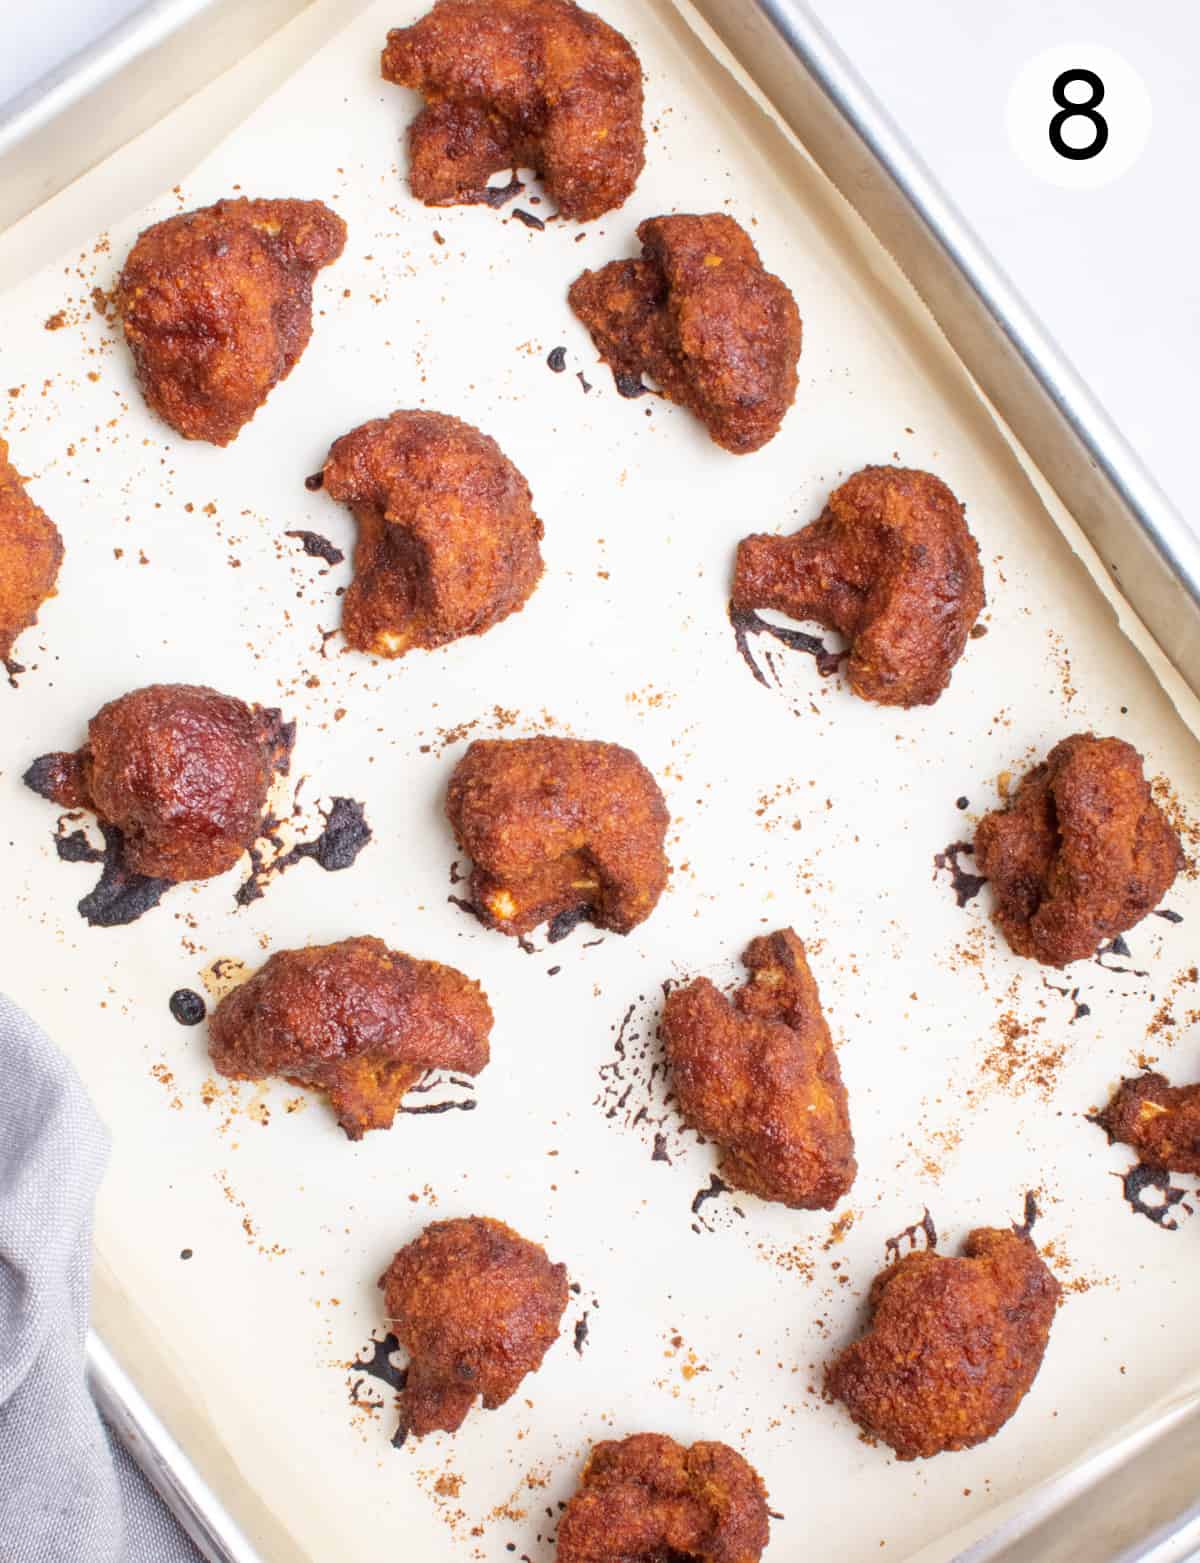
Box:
xmin=116 ymin=197 xmax=346 ymax=444
xmin=569 ymin=213 xmax=801 ymax=453
xmin=208 ymin=936 xmax=492 ymax=1138
xmin=446 ymin=736 xmax=669 ymax=940
xmin=25 ymin=683 xmax=292 ymax=882
xmin=974 ymin=734 xmax=1181 ymax=966
xmin=733 ymin=465 xmax=985 ymax=706
xmin=826 ymin=1223 xmax=1059 ymax=1460
xmin=0 ymin=437 xmax=63 ymax=671
xmin=556 ymin=1432 xmax=770 ymax=1563
xmin=321 ymin=410 xmax=543 ymax=658
xmin=1095 ymin=1071 xmax=1200 ymax=1173
xmin=382 ymin=0 xmax=644 ymax=221
xmin=379 ymin=1215 xmax=568 ymax=1437
xmin=662 ymin=928 xmax=856 ymax=1210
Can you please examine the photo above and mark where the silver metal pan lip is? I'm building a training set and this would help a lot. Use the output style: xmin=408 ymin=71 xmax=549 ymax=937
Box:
xmin=0 ymin=0 xmax=215 ymax=159
xmin=87 ymin=1331 xmax=264 ymax=1563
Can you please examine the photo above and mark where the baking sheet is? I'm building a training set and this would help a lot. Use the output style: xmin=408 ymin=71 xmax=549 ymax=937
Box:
xmin=3 ymin=2 xmax=1200 ymax=1560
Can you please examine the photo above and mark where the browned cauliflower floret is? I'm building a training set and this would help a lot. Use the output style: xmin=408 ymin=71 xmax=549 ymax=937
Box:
xmin=570 ymin=213 xmax=801 ymax=454
xmin=974 ymin=734 xmax=1182 ymax=966
xmin=446 ymin=736 xmax=669 ymax=940
xmin=556 ymin=1432 xmax=771 ymax=1563
xmin=662 ymin=929 xmax=855 ymax=1210
xmin=382 ymin=0 xmax=644 ymax=221
xmin=116 ymin=197 xmax=346 ymax=444
xmin=320 ymin=410 xmax=543 ymax=658
xmin=733 ymin=466 xmax=985 ymax=706
xmin=379 ymin=1215 xmax=568 ymax=1437
xmin=208 ymin=936 xmax=492 ymax=1138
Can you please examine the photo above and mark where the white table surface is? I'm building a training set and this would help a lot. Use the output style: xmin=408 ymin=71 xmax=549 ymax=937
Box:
xmin=5 ymin=0 xmax=1197 ymax=525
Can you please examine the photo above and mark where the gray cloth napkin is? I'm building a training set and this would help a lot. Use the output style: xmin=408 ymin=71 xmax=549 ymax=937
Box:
xmin=0 ymin=992 xmax=202 ymax=1562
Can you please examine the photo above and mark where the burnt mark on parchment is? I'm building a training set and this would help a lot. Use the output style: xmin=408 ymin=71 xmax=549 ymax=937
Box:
xmin=547 ymin=346 xmax=567 ymax=373
xmin=690 ymin=1174 xmax=731 ymax=1233
xmin=547 ymin=904 xmax=594 ymax=944
xmin=398 ymin=1074 xmax=477 ymax=1118
xmin=466 ymin=173 xmax=524 ymax=209
xmin=1042 ymin=976 xmax=1091 ymax=1023
xmin=614 ymin=371 xmax=647 ymax=399
xmin=1116 ymin=1165 xmax=1192 ymax=1230
xmin=511 ymin=207 xmax=545 ymax=231
xmin=884 ymin=1209 xmax=938 ymax=1263
xmin=49 ymin=819 xmax=171 ymax=927
xmin=729 ymin=603 xmax=844 ymax=691
xmin=350 ymin=1332 xmax=410 ymax=1448
xmin=24 ymin=750 xmax=81 ymax=804
xmin=169 ymin=988 xmax=207 ymax=1026
xmin=1094 ymin=935 xmax=1148 ymax=978
xmin=236 ymin=797 xmax=371 ymax=907
xmin=285 ymin=529 xmax=344 ymax=566
xmin=1154 ymin=908 xmax=1184 ymax=924
xmin=596 ymin=992 xmax=720 ymax=1187
xmin=933 ymin=841 xmax=986 ymax=908
xmin=1013 ymin=1190 xmax=1039 ymax=1238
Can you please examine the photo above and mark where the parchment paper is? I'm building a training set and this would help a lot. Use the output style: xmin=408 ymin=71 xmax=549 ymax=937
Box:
xmin=2 ymin=3 xmax=1199 ymax=1559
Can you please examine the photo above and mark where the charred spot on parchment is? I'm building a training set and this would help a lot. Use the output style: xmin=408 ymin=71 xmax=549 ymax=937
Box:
xmin=933 ymin=840 xmax=986 ymax=907
xmin=614 ymin=371 xmax=647 ymax=399
xmin=1013 ymin=1190 xmax=1039 ymax=1238
xmin=598 ymin=994 xmax=723 ymax=1190
xmin=728 ymin=603 xmax=844 ymax=691
xmin=1154 ymin=908 xmax=1184 ymax=924
xmin=1042 ymin=977 xmax=1091 ymax=1023
xmin=691 ymin=1173 xmax=728 ymax=1213
xmin=573 ymin=1313 xmax=590 ymax=1355
xmin=23 ymin=751 xmax=81 ymax=803
xmin=884 ymin=1208 xmax=938 ymax=1263
xmin=547 ymin=346 xmax=567 ymax=373
xmin=690 ymin=1174 xmax=730 ymax=1232
xmin=397 ymin=1074 xmax=478 ymax=1117
xmin=49 ymin=818 xmax=170 ymax=928
xmin=1094 ymin=935 xmax=1149 ymax=978
xmin=285 ymin=529 xmax=344 ymax=566
xmin=1116 ymin=1165 xmax=1191 ymax=1230
xmin=236 ymin=797 xmax=371 ymax=906
xmin=350 ymin=1332 xmax=410 ymax=1448
xmin=547 ymin=904 xmax=594 ymax=944
xmin=511 ymin=207 xmax=545 ymax=231
xmin=169 ymin=988 xmax=207 ymax=1026
xmin=467 ymin=173 xmax=524 ymax=209
xmin=304 ymin=471 xmax=324 ymax=492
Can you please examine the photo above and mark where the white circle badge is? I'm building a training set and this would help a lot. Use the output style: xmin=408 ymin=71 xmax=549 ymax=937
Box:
xmin=1006 ymin=43 xmax=1152 ymax=190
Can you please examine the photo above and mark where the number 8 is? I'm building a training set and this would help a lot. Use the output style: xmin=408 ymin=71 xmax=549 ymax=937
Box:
xmin=1049 ymin=68 xmax=1109 ymax=160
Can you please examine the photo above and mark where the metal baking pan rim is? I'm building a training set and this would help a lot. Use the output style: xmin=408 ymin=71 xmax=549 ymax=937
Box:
xmin=87 ymin=1331 xmax=262 ymax=1563
xmin=0 ymin=0 xmax=216 ymax=159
